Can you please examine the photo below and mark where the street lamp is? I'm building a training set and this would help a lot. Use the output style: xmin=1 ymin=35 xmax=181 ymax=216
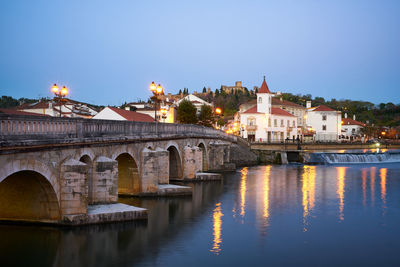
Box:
xmin=215 ymin=107 xmax=222 ymax=129
xmin=51 ymin=83 xmax=68 ymax=117
xmin=150 ymin=81 xmax=164 ymax=122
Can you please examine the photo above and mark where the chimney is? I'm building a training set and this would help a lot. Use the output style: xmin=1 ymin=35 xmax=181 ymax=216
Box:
xmin=353 ymin=114 xmax=356 ymax=120
xmin=306 ymin=101 xmax=311 ymax=108
xmin=344 ymin=113 xmax=347 ymax=118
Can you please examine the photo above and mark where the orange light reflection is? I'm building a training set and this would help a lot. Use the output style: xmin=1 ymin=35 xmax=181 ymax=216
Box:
xmin=362 ymin=169 xmax=367 ymax=207
xmin=337 ymin=167 xmax=346 ymax=221
xmin=210 ymin=202 xmax=224 ymax=255
xmin=302 ymin=165 xmax=316 ymax=231
xmin=380 ymin=168 xmax=387 ymax=207
xmin=240 ymin=167 xmax=248 ymax=218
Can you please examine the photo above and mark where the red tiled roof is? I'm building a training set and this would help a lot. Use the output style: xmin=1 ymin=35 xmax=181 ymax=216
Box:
xmin=242 ymin=106 xmax=262 ymax=114
xmin=0 ymin=108 xmax=49 ymax=116
xmin=108 ymin=107 xmax=154 ymax=122
xmin=258 ymin=77 xmax=271 ymax=94
xmin=272 ymin=97 xmax=305 ymax=109
xmin=271 ymin=107 xmax=295 ymax=117
xmin=342 ymin=118 xmax=366 ymax=127
xmin=312 ymin=105 xmax=335 ymax=112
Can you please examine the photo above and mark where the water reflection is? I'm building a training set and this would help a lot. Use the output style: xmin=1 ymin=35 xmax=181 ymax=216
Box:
xmin=210 ymin=202 xmax=224 ymax=255
xmin=239 ymin=167 xmax=248 ymax=218
xmin=302 ymin=166 xmax=316 ymax=230
xmin=2 ymin=165 xmax=400 ymax=266
xmin=370 ymin=167 xmax=376 ymax=206
xmin=336 ymin=167 xmax=346 ymax=221
xmin=380 ymin=168 xmax=387 ymax=208
xmin=362 ymin=169 xmax=367 ymax=207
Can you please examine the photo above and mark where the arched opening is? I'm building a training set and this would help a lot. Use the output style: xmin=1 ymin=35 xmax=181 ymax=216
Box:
xmin=116 ymin=153 xmax=140 ymax=195
xmin=198 ymin=143 xmax=208 ymax=171
xmin=167 ymin=146 xmax=183 ymax=179
xmin=79 ymin=155 xmax=93 ymax=204
xmin=0 ymin=171 xmax=60 ymax=222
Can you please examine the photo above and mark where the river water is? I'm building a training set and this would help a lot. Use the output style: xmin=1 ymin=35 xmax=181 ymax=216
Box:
xmin=1 ymin=163 xmax=400 ymax=266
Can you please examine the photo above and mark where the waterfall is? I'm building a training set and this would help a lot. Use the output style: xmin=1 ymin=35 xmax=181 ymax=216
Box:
xmin=306 ymin=152 xmax=400 ymax=164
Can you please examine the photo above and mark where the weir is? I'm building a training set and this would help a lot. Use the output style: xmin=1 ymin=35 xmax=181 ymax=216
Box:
xmin=305 ymin=151 xmax=400 ymax=164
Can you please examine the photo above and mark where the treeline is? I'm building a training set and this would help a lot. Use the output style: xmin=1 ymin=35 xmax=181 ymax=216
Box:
xmin=279 ymin=93 xmax=400 ymax=126
xmin=0 ymin=96 xmax=39 ymax=108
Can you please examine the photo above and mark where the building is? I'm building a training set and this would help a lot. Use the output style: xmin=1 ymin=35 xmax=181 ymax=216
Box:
xmin=221 ymin=81 xmax=248 ymax=94
xmin=15 ymin=99 xmax=98 ymax=118
xmin=271 ymin=97 xmax=307 ymax=130
xmin=341 ymin=114 xmax=365 ymax=140
xmin=306 ymin=102 xmax=341 ymax=142
xmin=93 ymin=107 xmax=154 ymax=122
xmin=176 ymin=94 xmax=212 ymax=115
xmin=238 ymin=77 xmax=298 ymax=142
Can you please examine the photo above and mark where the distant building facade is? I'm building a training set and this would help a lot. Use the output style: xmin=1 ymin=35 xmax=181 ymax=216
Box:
xmin=221 ymin=81 xmax=248 ymax=94
xmin=238 ymin=77 xmax=298 ymax=142
xmin=15 ymin=99 xmax=98 ymax=118
xmin=306 ymin=102 xmax=341 ymax=142
xmin=93 ymin=107 xmax=154 ymax=122
xmin=341 ymin=114 xmax=365 ymax=140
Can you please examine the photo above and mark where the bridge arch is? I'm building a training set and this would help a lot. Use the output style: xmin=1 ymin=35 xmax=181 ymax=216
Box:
xmin=198 ymin=142 xmax=209 ymax=171
xmin=0 ymin=159 xmax=60 ymax=202
xmin=79 ymin=154 xmax=94 ymax=204
xmin=167 ymin=145 xmax=183 ymax=179
xmin=0 ymin=170 xmax=60 ymax=222
xmin=115 ymin=152 xmax=140 ymax=195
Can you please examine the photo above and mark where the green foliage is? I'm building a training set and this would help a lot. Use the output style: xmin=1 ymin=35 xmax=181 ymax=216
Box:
xmin=177 ymin=99 xmax=198 ymax=124
xmin=0 ymin=95 xmax=19 ymax=108
xmin=198 ymin=104 xmax=215 ymax=127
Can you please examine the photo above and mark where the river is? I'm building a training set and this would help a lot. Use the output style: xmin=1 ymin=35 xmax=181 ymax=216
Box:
xmin=1 ymin=163 xmax=400 ymax=266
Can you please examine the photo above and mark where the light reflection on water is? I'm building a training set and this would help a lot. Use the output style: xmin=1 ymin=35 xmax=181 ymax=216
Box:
xmin=1 ymin=164 xmax=400 ymax=266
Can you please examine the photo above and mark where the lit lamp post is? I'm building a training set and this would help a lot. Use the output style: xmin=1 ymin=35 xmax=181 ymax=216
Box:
xmin=215 ymin=107 xmax=222 ymax=129
xmin=51 ymin=83 xmax=68 ymax=117
xmin=150 ymin=81 xmax=163 ymax=122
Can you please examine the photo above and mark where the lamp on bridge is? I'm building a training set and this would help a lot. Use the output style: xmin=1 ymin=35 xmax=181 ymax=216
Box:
xmin=160 ymin=108 xmax=168 ymax=122
xmin=51 ymin=83 xmax=68 ymax=117
xmin=150 ymin=81 xmax=164 ymax=122
xmin=215 ymin=107 xmax=222 ymax=129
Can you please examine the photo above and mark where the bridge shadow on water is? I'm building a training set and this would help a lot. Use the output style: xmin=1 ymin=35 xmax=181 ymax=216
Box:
xmin=0 ymin=179 xmax=227 ymax=267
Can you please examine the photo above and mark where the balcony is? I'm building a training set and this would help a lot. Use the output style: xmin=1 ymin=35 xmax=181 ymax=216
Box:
xmin=246 ymin=125 xmax=258 ymax=131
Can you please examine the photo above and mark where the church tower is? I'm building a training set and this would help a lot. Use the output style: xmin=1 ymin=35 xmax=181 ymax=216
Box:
xmin=256 ymin=76 xmax=272 ymax=114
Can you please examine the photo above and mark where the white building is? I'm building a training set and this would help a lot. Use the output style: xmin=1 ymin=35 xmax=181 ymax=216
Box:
xmin=93 ymin=107 xmax=154 ymax=122
xmin=16 ymin=99 xmax=98 ymax=118
xmin=238 ymin=78 xmax=298 ymax=142
xmin=176 ymin=94 xmax=212 ymax=115
xmin=306 ymin=102 xmax=341 ymax=142
xmin=341 ymin=114 xmax=365 ymax=140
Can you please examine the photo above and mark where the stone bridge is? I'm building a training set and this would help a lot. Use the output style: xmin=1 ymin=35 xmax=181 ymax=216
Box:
xmin=0 ymin=114 xmax=254 ymax=225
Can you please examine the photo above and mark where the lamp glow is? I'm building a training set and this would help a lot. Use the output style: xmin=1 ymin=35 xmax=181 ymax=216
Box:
xmin=51 ymin=84 xmax=59 ymax=93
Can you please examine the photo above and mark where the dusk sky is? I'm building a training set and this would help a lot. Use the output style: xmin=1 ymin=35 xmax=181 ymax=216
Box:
xmin=1 ymin=0 xmax=399 ymax=106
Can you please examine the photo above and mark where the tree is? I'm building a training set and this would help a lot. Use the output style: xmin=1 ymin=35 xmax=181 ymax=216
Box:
xmin=202 ymin=87 xmax=207 ymax=93
xmin=177 ymin=99 xmax=198 ymax=124
xmin=178 ymin=89 xmax=182 ymax=95
xmin=198 ymin=104 xmax=215 ymax=127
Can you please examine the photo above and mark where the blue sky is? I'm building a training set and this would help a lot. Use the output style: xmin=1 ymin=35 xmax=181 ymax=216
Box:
xmin=0 ymin=0 xmax=399 ymax=105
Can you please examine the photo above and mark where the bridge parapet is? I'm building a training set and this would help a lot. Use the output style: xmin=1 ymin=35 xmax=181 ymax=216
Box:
xmin=0 ymin=114 xmax=236 ymax=148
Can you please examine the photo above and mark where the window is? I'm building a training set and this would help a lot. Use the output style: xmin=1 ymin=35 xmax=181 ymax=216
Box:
xmin=322 ymin=125 xmax=326 ymax=131
xmin=274 ymin=119 xmax=277 ymax=127
xmin=268 ymin=118 xmax=271 ymax=127
xmin=287 ymin=120 xmax=290 ymax=127
xmin=281 ymin=120 xmax=284 ymax=127
xmin=322 ymin=115 xmax=327 ymax=121
xmin=248 ymin=118 xmax=255 ymax=126
xmin=258 ymin=97 xmax=262 ymax=103
xmin=292 ymin=120 xmax=295 ymax=127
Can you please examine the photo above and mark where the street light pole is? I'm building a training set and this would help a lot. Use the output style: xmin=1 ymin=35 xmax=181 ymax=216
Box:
xmin=150 ymin=81 xmax=163 ymax=122
xmin=51 ymin=83 xmax=68 ymax=117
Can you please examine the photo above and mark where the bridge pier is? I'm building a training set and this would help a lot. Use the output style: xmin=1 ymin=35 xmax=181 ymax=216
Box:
xmin=183 ymin=145 xmax=202 ymax=180
xmin=60 ymin=159 xmax=88 ymax=218
xmin=92 ymin=156 xmax=118 ymax=203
